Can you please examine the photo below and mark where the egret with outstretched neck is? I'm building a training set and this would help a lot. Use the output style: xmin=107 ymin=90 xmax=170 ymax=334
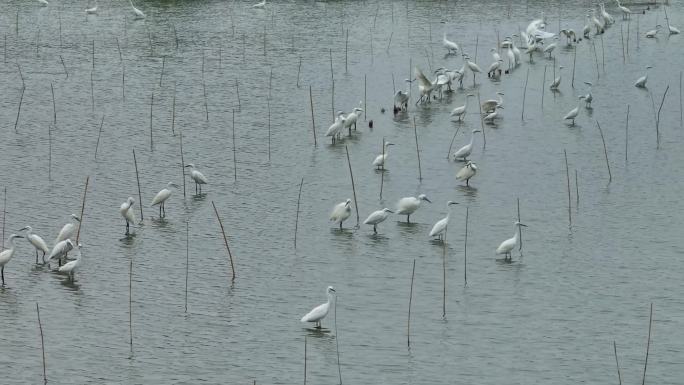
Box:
xmin=496 ymin=222 xmax=528 ymax=261
xmin=55 ymin=214 xmax=80 ymax=244
xmin=429 ymin=201 xmax=458 ymax=241
xmin=373 ymin=142 xmax=395 ymax=170
xmin=450 ymin=94 xmax=474 ymax=121
xmin=396 ymin=194 xmax=431 ymax=223
xmin=364 ymin=208 xmax=394 ymax=233
xmin=151 ymin=182 xmax=180 ymax=218
xmin=564 ymin=96 xmax=586 ymax=125
xmin=129 ymin=0 xmax=145 ymax=18
xmin=185 ymin=164 xmax=208 ymax=194
xmin=18 ymin=226 xmax=49 ymax=264
xmin=452 ymin=130 xmax=480 ymax=161
xmin=300 ymin=286 xmax=336 ymax=328
xmin=0 ymin=234 xmax=24 ymax=285
xmin=442 ymin=33 xmax=459 ymax=54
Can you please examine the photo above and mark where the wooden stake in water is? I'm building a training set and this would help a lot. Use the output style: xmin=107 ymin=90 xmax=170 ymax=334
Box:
xmin=413 ymin=117 xmax=422 ymax=180
xmin=442 ymin=234 xmax=447 ymax=318
xmin=211 ymin=201 xmax=236 ymax=281
xmin=571 ymin=47 xmax=577 ymax=88
xmin=595 ymin=121 xmax=612 ymax=182
xmin=232 ymin=110 xmax=237 ymax=181
xmin=159 ymin=56 xmax=165 ymax=87
xmin=309 ymin=86 xmax=317 ymax=146
xmin=91 ymin=71 xmax=95 ymax=112
xmin=614 ymin=341 xmax=622 ymax=385
xmin=564 ymin=149 xmax=572 ymax=225
xmin=94 ymin=115 xmax=105 ymax=159
xmin=149 ymin=92 xmax=154 ymax=150
xmin=14 ymin=87 xmax=25 ymax=133
xmin=1 ymin=187 xmax=5 ymax=251
xmin=179 ymin=130 xmax=186 ymax=198
xmin=379 ymin=138 xmax=385 ymax=199
xmin=476 ymin=92 xmax=486 ymax=147
xmin=36 ymin=303 xmax=47 ymax=384
xmin=296 ymin=57 xmax=302 ymax=88
xmin=345 ymin=29 xmax=349 ymax=74
xmin=521 ymin=68 xmax=529 ymax=120
xmin=364 ymin=74 xmax=367 ymax=121
xmin=185 ymin=221 xmax=189 ymax=313
xmin=680 ymin=71 xmax=683 ymax=129
xmin=51 ymin=83 xmax=56 ymax=125
xmin=48 ymin=127 xmax=52 ymax=181
xmin=132 ymin=150 xmax=144 ymax=221
xmin=129 ymin=255 xmax=133 ymax=355
xmin=541 ymin=65 xmax=547 ymax=109
xmin=642 ymin=303 xmax=653 ymax=385
xmin=625 ymin=105 xmax=630 ymax=164
xmin=203 ymin=78 xmax=209 ymax=121
xmin=464 ymin=207 xmax=468 ymax=286
xmin=294 ymin=178 xmax=304 ymax=249
xmin=303 ymin=336 xmax=307 ymax=385
xmin=446 ymin=126 xmax=462 ymax=159
xmin=75 ymin=176 xmax=90 ymax=244
xmin=344 ymin=146 xmax=360 ymax=227
xmin=334 ymin=298 xmax=342 ymax=385
xmin=122 ymin=63 xmax=125 ymax=102
xmin=655 ymin=85 xmax=670 ymax=150
xmin=236 ymin=78 xmax=241 ymax=111
xmin=172 ymin=82 xmax=177 ymax=135
xmin=517 ymin=198 xmax=523 ymax=251
xmin=407 ymin=259 xmax=415 ymax=348
xmin=267 ymin=98 xmax=271 ymax=161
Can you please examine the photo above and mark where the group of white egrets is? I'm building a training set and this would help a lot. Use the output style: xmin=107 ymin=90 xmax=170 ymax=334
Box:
xmin=35 ymin=0 xmax=146 ymax=19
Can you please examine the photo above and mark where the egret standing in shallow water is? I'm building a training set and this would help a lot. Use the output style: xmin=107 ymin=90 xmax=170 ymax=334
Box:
xmin=635 ymin=66 xmax=652 ymax=88
xmin=185 ymin=164 xmax=208 ymax=194
xmin=129 ymin=0 xmax=145 ymax=18
xmin=550 ymin=66 xmax=564 ymax=90
xmin=645 ymin=25 xmax=661 ymax=38
xmin=59 ymin=243 xmax=82 ymax=281
xmin=452 ymin=130 xmax=480 ymax=161
xmin=450 ymin=94 xmax=474 ymax=121
xmin=442 ymin=33 xmax=459 ymax=54
xmin=325 ymin=111 xmax=346 ymax=143
xmin=564 ymin=96 xmax=586 ymax=125
xmin=301 ymin=286 xmax=336 ymax=328
xmin=456 ymin=161 xmax=478 ymax=186
xmin=344 ymin=106 xmax=363 ymax=136
xmin=373 ymin=142 xmax=395 ymax=170
xmin=0 ymin=234 xmax=24 ymax=285
xmin=151 ymin=182 xmax=180 ymax=218
xmin=49 ymin=239 xmax=73 ymax=267
xmin=481 ymin=92 xmax=504 ymax=113
xmin=85 ymin=0 xmax=98 ymax=14
xmin=496 ymin=221 xmax=528 ymax=261
xmin=330 ymin=199 xmax=352 ymax=229
xmin=396 ymin=194 xmax=431 ymax=223
xmin=583 ymin=82 xmax=593 ymax=107
xmin=363 ymin=208 xmax=393 ymax=233
xmin=120 ymin=197 xmax=136 ymax=236
xmin=429 ymin=201 xmax=458 ymax=241
xmin=253 ymin=0 xmax=266 ymax=8
xmin=55 ymin=214 xmax=80 ymax=244
xmin=18 ymin=226 xmax=49 ymax=264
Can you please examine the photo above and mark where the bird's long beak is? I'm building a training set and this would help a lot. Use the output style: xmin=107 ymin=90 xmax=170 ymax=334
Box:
xmin=17 ymin=226 xmax=29 ymax=231
xmin=74 ymin=217 xmax=81 ymax=222
xmin=15 ymin=235 xmax=24 ymax=239
xmin=387 ymin=210 xmax=394 ymax=213
xmin=425 ymin=198 xmax=432 ymax=203
xmin=520 ymin=223 xmax=528 ymax=227
xmin=184 ymin=165 xmax=191 ymax=168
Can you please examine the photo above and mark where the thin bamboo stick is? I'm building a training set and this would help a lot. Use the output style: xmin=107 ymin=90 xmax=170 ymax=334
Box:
xmin=36 ymin=303 xmax=47 ymax=384
xmin=211 ymin=201 xmax=236 ymax=281
xmin=294 ymin=177 xmax=304 ymax=249
xmin=75 ymin=176 xmax=90 ymax=244
xmin=132 ymin=150 xmax=144 ymax=220
xmin=407 ymin=259 xmax=415 ymax=348
xmin=344 ymin=146 xmax=360 ymax=226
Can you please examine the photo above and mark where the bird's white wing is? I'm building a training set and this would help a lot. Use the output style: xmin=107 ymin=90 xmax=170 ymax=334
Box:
xmin=151 ymin=189 xmax=170 ymax=205
xmin=30 ymin=234 xmax=50 ymax=253
xmin=414 ymin=68 xmax=432 ymax=89
xmin=496 ymin=237 xmax=515 ymax=254
xmin=193 ymin=170 xmax=209 ymax=184
xmin=397 ymin=197 xmax=418 ymax=215
xmin=429 ymin=218 xmax=447 ymax=236
xmin=301 ymin=302 xmax=329 ymax=322
xmin=56 ymin=223 xmax=75 ymax=243
xmin=456 ymin=166 xmax=472 ymax=180
xmin=363 ymin=211 xmax=383 ymax=224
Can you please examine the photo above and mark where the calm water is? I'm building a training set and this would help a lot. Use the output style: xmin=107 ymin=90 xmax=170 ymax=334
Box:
xmin=1 ymin=0 xmax=683 ymax=383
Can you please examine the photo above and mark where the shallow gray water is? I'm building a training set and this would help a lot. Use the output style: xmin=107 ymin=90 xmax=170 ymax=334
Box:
xmin=1 ymin=0 xmax=683 ymax=383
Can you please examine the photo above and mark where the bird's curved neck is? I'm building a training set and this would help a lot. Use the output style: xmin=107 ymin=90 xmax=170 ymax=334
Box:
xmin=469 ymin=132 xmax=476 ymax=145
xmin=513 ymin=227 xmax=520 ymax=243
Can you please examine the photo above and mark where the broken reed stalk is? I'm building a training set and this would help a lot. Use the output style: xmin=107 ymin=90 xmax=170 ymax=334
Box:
xmin=296 ymin=57 xmax=302 ymax=88
xmin=464 ymin=207 xmax=468 ymax=286
xmin=541 ymin=65 xmax=547 ymax=109
xmin=179 ymin=130 xmax=186 ymax=198
xmin=595 ymin=121 xmax=612 ymax=182
xmin=600 ymin=34 xmax=605 ymax=72
xmin=521 ymin=68 xmax=529 ymax=120
xmin=575 ymin=170 xmax=579 ymax=206
xmin=614 ymin=341 xmax=622 ymax=385
xmin=129 ymin=255 xmax=133 ymax=355
xmin=60 ymin=55 xmax=68 ymax=79
xmin=309 ymin=86 xmax=317 ymax=146
xmin=345 ymin=29 xmax=349 ymax=73
xmin=211 ymin=201 xmax=236 ymax=281
xmin=446 ymin=126 xmax=462 ymax=159
xmin=625 ymin=105 xmax=629 ymax=164
xmin=413 ymin=117 xmax=422 ymax=180
xmin=571 ymin=46 xmax=577 ymax=88
xmin=90 ymin=71 xmax=95 ymax=112
xmin=236 ymin=78 xmax=241 ymax=111
xmin=14 ymin=86 xmax=25 ymax=133
xmin=122 ymin=63 xmax=125 ymax=102
xmin=74 ymin=176 xmax=90 ymax=244
xmin=159 ymin=56 xmax=165 ymax=87
xmin=48 ymin=127 xmax=52 ymax=181
xmin=172 ymin=82 xmax=176 ymax=135
xmin=344 ymin=145 xmax=360 ymax=227
xmin=642 ymin=303 xmax=653 ymax=385
xmin=150 ymin=92 xmax=154 ymax=150
xmin=36 ymin=303 xmax=47 ymax=384
xmin=620 ymin=24 xmax=625 ymax=63
xmin=116 ymin=37 xmax=122 ymax=62
xmin=364 ymin=74 xmax=367 ymax=121
xmin=655 ymin=85 xmax=670 ymax=149
xmin=94 ymin=114 xmax=105 ymax=159
xmin=294 ymin=177 xmax=304 ymax=249
xmin=517 ymin=198 xmax=523 ymax=251
xmin=407 ymin=259 xmax=415 ymax=348
xmin=50 ymin=83 xmax=56 ymax=125
xmin=185 ymin=221 xmax=189 ymax=313
xmin=203 ymin=79 xmax=208 ymax=121
xmin=387 ymin=31 xmax=393 ymax=52
xmin=232 ymin=110 xmax=237 ymax=181
xmin=267 ymin=98 xmax=271 ymax=161
xmin=564 ymin=149 xmax=572 ymax=226
xmin=334 ymin=298 xmax=342 ymax=385
xmin=92 ymin=40 xmax=95 ymax=70
xmin=132 ymin=149 xmax=144 ymax=221
xmin=304 ymin=336 xmax=307 ymax=385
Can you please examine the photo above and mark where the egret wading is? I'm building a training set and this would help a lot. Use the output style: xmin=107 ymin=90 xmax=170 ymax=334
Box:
xmin=363 ymin=208 xmax=394 ymax=233
xmin=151 ymin=182 xmax=180 ymax=218
xmin=325 ymin=111 xmax=346 ymax=143
xmin=456 ymin=161 xmax=478 ymax=186
xmin=344 ymin=106 xmax=363 ymax=136
xmin=49 ymin=239 xmax=74 ymax=267
xmin=59 ymin=243 xmax=83 ymax=281
xmin=0 ymin=234 xmax=24 ymax=286
xmin=396 ymin=194 xmax=431 ymax=223
xmin=300 ymin=286 xmax=336 ymax=329
xmin=18 ymin=226 xmax=49 ymax=264
xmin=85 ymin=0 xmax=98 ymax=14
xmin=450 ymin=94 xmax=474 ymax=121
xmin=185 ymin=164 xmax=208 ymax=194
xmin=373 ymin=142 xmax=395 ymax=170
xmin=550 ymin=66 xmax=564 ymax=90
xmin=482 ymin=92 xmax=504 ymax=113
xmin=452 ymin=130 xmax=480 ymax=162
xmin=583 ymin=82 xmax=593 ymax=107
xmin=564 ymin=96 xmax=586 ymax=125
xmin=496 ymin=221 xmax=528 ymax=261
xmin=442 ymin=33 xmax=459 ymax=54
xmin=429 ymin=201 xmax=458 ymax=241
xmin=120 ymin=197 xmax=136 ymax=236
xmin=129 ymin=0 xmax=145 ymax=18
xmin=330 ymin=199 xmax=352 ymax=229
xmin=55 ymin=214 xmax=80 ymax=244
xmin=635 ymin=66 xmax=652 ymax=88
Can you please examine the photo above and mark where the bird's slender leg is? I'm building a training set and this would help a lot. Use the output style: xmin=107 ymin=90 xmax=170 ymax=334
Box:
xmin=339 ymin=222 xmax=342 ymax=230
xmin=373 ymin=225 xmax=377 ymax=234
xmin=1 ymin=267 xmax=4 ymax=286
xmin=195 ymin=183 xmax=198 ymax=195
xmin=58 ymin=257 xmax=62 ymax=267
xmin=163 ymin=202 xmax=166 ymax=217
xmin=42 ymin=251 xmax=46 ymax=264
xmin=159 ymin=204 xmax=162 ymax=217
xmin=466 ymin=179 xmax=470 ymax=187
xmin=407 ymin=214 xmax=410 ymax=223
xmin=35 ymin=249 xmax=39 ymax=264
xmin=125 ymin=221 xmax=130 ymax=236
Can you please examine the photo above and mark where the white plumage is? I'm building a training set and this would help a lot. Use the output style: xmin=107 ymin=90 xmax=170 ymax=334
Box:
xmin=429 ymin=201 xmax=458 ymax=240
xmin=550 ymin=66 xmax=564 ymax=90
xmin=563 ymin=96 xmax=586 ymax=125
xmin=372 ymin=142 xmax=395 ymax=169
xmin=59 ymin=244 xmax=82 ymax=281
xmin=396 ymin=194 xmax=431 ymax=223
xmin=300 ymin=286 xmax=336 ymax=328
xmin=19 ymin=226 xmax=49 ymax=264
xmin=635 ymin=66 xmax=652 ymax=88
xmin=455 ymin=161 xmax=478 ymax=186
xmin=452 ymin=130 xmax=480 ymax=161
xmin=49 ymin=239 xmax=74 ymax=267
xmin=330 ymin=199 xmax=352 ymax=229
xmin=129 ymin=0 xmax=145 ymax=18
xmin=496 ymin=222 xmax=527 ymax=261
xmin=363 ymin=208 xmax=393 ymax=233
xmin=85 ymin=1 xmax=98 ymax=14
xmin=120 ymin=197 xmax=136 ymax=235
xmin=442 ymin=33 xmax=459 ymax=53
xmin=185 ymin=164 xmax=208 ymax=194
xmin=253 ymin=0 xmax=266 ymax=8
xmin=55 ymin=214 xmax=80 ymax=244
xmin=325 ymin=112 xmax=346 ymax=143
xmin=481 ymin=92 xmax=504 ymax=113
xmin=450 ymin=94 xmax=474 ymax=121
xmin=0 ymin=234 xmax=24 ymax=286
xmin=151 ymin=182 xmax=179 ymax=217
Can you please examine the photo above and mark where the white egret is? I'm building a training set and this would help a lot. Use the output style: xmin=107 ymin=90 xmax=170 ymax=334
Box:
xmin=615 ymin=0 xmax=631 ymax=19
xmin=487 ymin=59 xmax=503 ymax=78
xmin=433 ymin=68 xmax=451 ymax=98
xmin=396 ymin=194 xmax=431 ymax=223
xmin=456 ymin=161 xmax=478 ymax=186
xmin=55 ymin=214 xmax=80 ymax=244
xmin=49 ymin=239 xmax=73 ymax=267
xmin=505 ymin=44 xmax=516 ymax=71
xmin=37 ymin=0 xmax=49 ymax=5
xmin=300 ymin=286 xmax=336 ymax=328
xmin=429 ymin=201 xmax=458 ymax=241
xmin=560 ymin=29 xmax=577 ymax=45
xmin=668 ymin=24 xmax=681 ymax=35
xmin=344 ymin=106 xmax=363 ymax=136
xmin=591 ymin=9 xmax=605 ymax=34
xmin=0 ymin=234 xmax=24 ymax=285
xmin=583 ymin=15 xmax=592 ymax=38
xmin=85 ymin=0 xmax=98 ymax=14
xmin=645 ymin=25 xmax=661 ymax=38
xmin=452 ymin=129 xmax=480 ymax=161
xmin=600 ymin=3 xmax=614 ymax=25
xmin=363 ymin=208 xmax=394 ymax=233
xmin=414 ymin=67 xmax=436 ymax=104
xmin=120 ymin=197 xmax=136 ymax=236
xmin=482 ymin=92 xmax=504 ymax=113
xmin=325 ymin=111 xmax=346 ymax=143
xmin=59 ymin=243 xmax=82 ymax=281
xmin=490 ymin=48 xmax=502 ymax=62
xmin=253 ymin=0 xmax=266 ymax=8
xmin=442 ymin=33 xmax=459 ymax=54
xmin=372 ymin=142 xmax=395 ymax=170
xmin=634 ymin=66 xmax=652 ymax=88
xmin=18 ymin=226 xmax=49 ymax=264
xmin=509 ymin=35 xmax=522 ymax=65
xmin=496 ymin=221 xmax=528 ymax=261
xmin=563 ymin=96 xmax=586 ymax=125
xmin=543 ymin=38 xmax=558 ymax=58
xmin=450 ymin=94 xmax=474 ymax=121
xmin=150 ymin=182 xmax=180 ymax=217
xmin=465 ymin=55 xmax=482 ymax=86
xmin=583 ymin=81 xmax=593 ymax=107
xmin=550 ymin=66 xmax=564 ymax=90
xmin=483 ymin=105 xmax=503 ymax=124
xmin=330 ymin=199 xmax=352 ymax=229
xmin=129 ymin=0 xmax=145 ymax=18
xmin=185 ymin=163 xmax=208 ymax=194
